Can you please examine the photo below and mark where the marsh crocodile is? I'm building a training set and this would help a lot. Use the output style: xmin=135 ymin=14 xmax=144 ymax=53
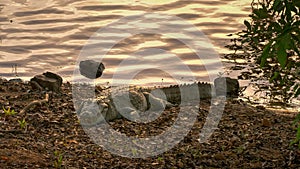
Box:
xmin=76 ymin=77 xmax=239 ymax=125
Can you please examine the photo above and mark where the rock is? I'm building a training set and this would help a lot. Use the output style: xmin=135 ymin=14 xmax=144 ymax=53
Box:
xmin=262 ymin=118 xmax=272 ymax=127
xmin=256 ymin=105 xmax=266 ymax=110
xmin=214 ymin=77 xmax=239 ymax=97
xmin=0 ymin=87 xmax=5 ymax=92
xmin=30 ymin=72 xmax=63 ymax=92
xmin=0 ymin=78 xmax=7 ymax=85
xmin=9 ymin=78 xmax=22 ymax=83
xmin=43 ymin=72 xmax=62 ymax=87
xmin=214 ymin=153 xmax=226 ymax=160
xmin=79 ymin=60 xmax=105 ymax=79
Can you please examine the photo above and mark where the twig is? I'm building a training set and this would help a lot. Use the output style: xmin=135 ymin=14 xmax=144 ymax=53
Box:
xmin=20 ymin=93 xmax=49 ymax=117
xmin=0 ymin=129 xmax=23 ymax=134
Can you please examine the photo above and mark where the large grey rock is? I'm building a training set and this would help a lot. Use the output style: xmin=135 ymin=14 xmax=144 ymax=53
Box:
xmin=79 ymin=60 xmax=105 ymax=79
xmin=30 ymin=72 xmax=63 ymax=92
xmin=214 ymin=77 xmax=239 ymax=97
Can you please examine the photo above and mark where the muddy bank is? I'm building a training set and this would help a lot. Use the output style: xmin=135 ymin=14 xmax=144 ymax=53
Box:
xmin=0 ymin=79 xmax=299 ymax=168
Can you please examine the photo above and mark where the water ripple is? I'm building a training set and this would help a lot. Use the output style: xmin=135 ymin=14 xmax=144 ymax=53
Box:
xmin=0 ymin=0 xmax=252 ymax=84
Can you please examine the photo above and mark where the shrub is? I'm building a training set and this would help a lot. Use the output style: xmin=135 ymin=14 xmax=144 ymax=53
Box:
xmin=228 ymin=0 xmax=300 ymax=102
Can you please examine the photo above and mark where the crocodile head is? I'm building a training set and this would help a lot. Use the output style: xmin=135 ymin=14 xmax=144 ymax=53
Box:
xmin=77 ymin=100 xmax=109 ymax=126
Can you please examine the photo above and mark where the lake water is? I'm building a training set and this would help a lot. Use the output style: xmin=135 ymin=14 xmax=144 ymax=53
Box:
xmin=0 ymin=0 xmax=252 ymax=86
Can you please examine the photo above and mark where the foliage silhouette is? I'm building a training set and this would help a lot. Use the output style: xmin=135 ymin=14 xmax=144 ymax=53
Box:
xmin=227 ymin=0 xmax=299 ymax=103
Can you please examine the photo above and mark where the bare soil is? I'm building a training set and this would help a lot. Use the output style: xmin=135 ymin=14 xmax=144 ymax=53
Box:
xmin=0 ymin=79 xmax=299 ymax=168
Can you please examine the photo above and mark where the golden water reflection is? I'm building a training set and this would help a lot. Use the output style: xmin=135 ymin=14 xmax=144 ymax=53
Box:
xmin=0 ymin=0 xmax=252 ymax=86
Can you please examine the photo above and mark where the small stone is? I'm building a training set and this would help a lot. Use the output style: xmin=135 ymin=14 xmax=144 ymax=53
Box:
xmin=177 ymin=160 xmax=184 ymax=168
xmin=79 ymin=60 xmax=105 ymax=79
xmin=262 ymin=118 xmax=271 ymax=127
xmin=0 ymin=86 xmax=5 ymax=92
xmin=214 ymin=153 xmax=226 ymax=160
xmin=0 ymin=78 xmax=7 ymax=84
xmin=256 ymin=105 xmax=265 ymax=110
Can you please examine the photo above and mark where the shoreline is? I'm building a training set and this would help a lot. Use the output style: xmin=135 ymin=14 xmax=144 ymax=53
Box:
xmin=1 ymin=75 xmax=298 ymax=112
xmin=0 ymin=78 xmax=299 ymax=168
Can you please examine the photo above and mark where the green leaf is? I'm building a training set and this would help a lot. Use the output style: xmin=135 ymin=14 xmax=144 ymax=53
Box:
xmin=253 ymin=9 xmax=260 ymax=17
xmin=273 ymin=22 xmax=282 ymax=32
xmin=295 ymin=0 xmax=300 ymax=8
xmin=295 ymin=88 xmax=300 ymax=97
xmin=294 ymin=84 xmax=299 ymax=92
xmin=260 ymin=43 xmax=272 ymax=67
xmin=273 ymin=0 xmax=282 ymax=10
xmin=293 ymin=113 xmax=300 ymax=125
xmin=253 ymin=37 xmax=259 ymax=45
xmin=292 ymin=21 xmax=300 ymax=29
xmin=285 ymin=2 xmax=292 ymax=21
xmin=296 ymin=126 xmax=300 ymax=139
xmin=244 ymin=20 xmax=251 ymax=31
xmin=253 ymin=8 xmax=269 ymax=19
xmin=259 ymin=8 xmax=269 ymax=19
xmin=283 ymin=33 xmax=292 ymax=49
xmin=277 ymin=44 xmax=287 ymax=68
xmin=270 ymin=71 xmax=280 ymax=82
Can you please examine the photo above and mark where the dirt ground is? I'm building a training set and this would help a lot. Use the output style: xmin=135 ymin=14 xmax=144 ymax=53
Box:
xmin=0 ymin=79 xmax=299 ymax=168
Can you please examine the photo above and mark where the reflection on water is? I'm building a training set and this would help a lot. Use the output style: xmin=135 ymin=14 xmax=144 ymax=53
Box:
xmin=0 ymin=0 xmax=252 ymax=85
